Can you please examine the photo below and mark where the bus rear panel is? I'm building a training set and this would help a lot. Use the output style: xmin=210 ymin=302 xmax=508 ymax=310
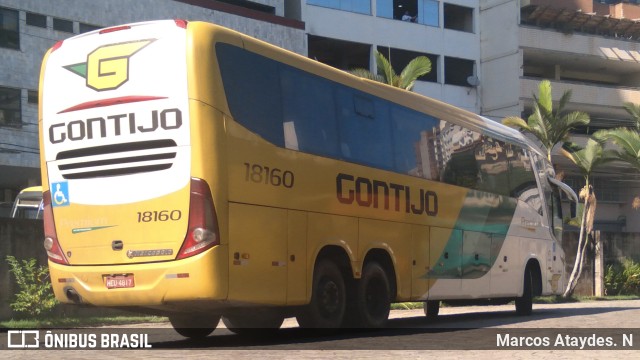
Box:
xmin=40 ymin=20 xmax=225 ymax=309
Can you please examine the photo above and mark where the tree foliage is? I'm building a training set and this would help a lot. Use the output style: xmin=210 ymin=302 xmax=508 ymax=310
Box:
xmin=502 ymin=80 xmax=590 ymax=161
xmin=350 ymin=50 xmax=431 ymax=91
xmin=6 ymin=256 xmax=58 ymax=317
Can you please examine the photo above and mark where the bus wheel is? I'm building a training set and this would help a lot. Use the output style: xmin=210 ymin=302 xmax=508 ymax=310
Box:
xmin=354 ymin=262 xmax=391 ymax=328
xmin=424 ymin=300 xmax=440 ymax=319
xmin=515 ymin=267 xmax=533 ymax=316
xmin=169 ymin=314 xmax=220 ymax=339
xmin=296 ymin=259 xmax=346 ymax=328
xmin=222 ymin=312 xmax=284 ymax=335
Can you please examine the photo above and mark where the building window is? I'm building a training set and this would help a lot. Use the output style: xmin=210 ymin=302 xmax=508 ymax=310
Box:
xmin=377 ymin=0 xmax=438 ymax=27
xmin=26 ymin=12 xmax=47 ymax=28
xmin=443 ymin=3 xmax=473 ymax=32
xmin=79 ymin=23 xmax=101 ymax=33
xmin=0 ymin=7 xmax=19 ymax=50
xmin=444 ymin=56 xmax=474 ymax=86
xmin=53 ymin=18 xmax=73 ymax=33
xmin=0 ymin=87 xmax=22 ymax=127
xmin=215 ymin=0 xmax=276 ymax=14
xmin=28 ymin=90 xmax=38 ymax=105
xmin=308 ymin=35 xmax=370 ymax=71
xmin=307 ymin=0 xmax=371 ymax=15
xmin=377 ymin=46 xmax=438 ymax=83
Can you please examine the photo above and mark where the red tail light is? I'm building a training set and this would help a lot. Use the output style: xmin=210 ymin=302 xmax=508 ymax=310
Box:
xmin=42 ymin=190 xmax=68 ymax=265
xmin=176 ymin=178 xmax=220 ymax=259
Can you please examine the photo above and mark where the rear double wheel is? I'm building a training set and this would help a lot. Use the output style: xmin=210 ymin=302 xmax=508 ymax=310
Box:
xmin=352 ymin=262 xmax=391 ymax=328
xmin=222 ymin=311 xmax=284 ymax=336
xmin=169 ymin=313 xmax=220 ymax=339
xmin=296 ymin=259 xmax=347 ymax=328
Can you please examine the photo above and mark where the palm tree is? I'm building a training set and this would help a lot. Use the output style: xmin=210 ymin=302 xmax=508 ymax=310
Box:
xmin=350 ymin=50 xmax=431 ymax=91
xmin=595 ymin=102 xmax=640 ymax=209
xmin=594 ymin=127 xmax=640 ymax=172
xmin=560 ymin=139 xmax=618 ymax=297
xmin=502 ymin=80 xmax=590 ymax=162
xmin=622 ymin=102 xmax=640 ymax=131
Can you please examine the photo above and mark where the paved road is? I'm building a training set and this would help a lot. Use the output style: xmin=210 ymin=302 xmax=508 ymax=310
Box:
xmin=3 ymin=300 xmax=640 ymax=359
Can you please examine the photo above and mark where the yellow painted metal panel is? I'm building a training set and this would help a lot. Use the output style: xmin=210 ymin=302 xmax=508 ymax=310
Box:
xmin=286 ymin=210 xmax=308 ymax=305
xmin=47 ymin=245 xmax=228 ymax=306
xmin=228 ymin=203 xmax=288 ymax=305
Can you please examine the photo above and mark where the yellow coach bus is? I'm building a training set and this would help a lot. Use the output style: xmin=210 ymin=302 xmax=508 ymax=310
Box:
xmin=39 ymin=20 xmax=577 ymax=337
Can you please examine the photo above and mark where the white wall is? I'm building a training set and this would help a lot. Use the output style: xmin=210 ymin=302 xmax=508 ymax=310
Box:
xmin=479 ymin=0 xmax=522 ymax=120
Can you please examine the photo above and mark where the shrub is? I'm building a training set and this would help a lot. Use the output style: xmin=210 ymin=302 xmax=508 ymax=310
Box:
xmin=605 ymin=258 xmax=640 ymax=296
xmin=5 ymin=256 xmax=58 ymax=317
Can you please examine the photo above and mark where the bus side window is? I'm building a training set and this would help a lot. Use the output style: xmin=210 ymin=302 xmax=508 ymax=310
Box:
xmin=390 ymin=106 xmax=441 ymax=180
xmin=508 ymin=148 xmax=542 ymax=215
xmin=280 ymin=67 xmax=339 ymax=157
xmin=336 ymin=89 xmax=393 ymax=170
xmin=216 ymin=43 xmax=285 ymax=147
xmin=549 ymin=184 xmax=564 ymax=240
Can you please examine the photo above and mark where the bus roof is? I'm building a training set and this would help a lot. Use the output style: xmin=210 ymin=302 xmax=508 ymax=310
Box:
xmin=19 ymin=186 xmax=43 ymax=194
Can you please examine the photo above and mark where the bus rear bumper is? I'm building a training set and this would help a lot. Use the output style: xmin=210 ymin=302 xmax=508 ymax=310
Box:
xmin=47 ymin=245 xmax=228 ymax=308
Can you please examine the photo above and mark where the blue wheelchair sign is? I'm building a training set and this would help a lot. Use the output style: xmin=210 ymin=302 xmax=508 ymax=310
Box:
xmin=51 ymin=182 xmax=70 ymax=207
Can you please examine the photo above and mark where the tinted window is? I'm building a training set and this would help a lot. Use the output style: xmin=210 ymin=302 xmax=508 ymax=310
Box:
xmin=217 ymin=43 xmax=284 ymax=147
xmin=79 ymin=23 xmax=101 ymax=33
xmin=307 ymin=0 xmax=371 ymax=15
xmin=0 ymin=7 xmax=19 ymax=49
xmin=280 ymin=67 xmax=339 ymax=157
xmin=0 ymin=86 xmax=21 ymax=126
xmin=337 ymin=89 xmax=393 ymax=169
xmin=509 ymin=149 xmax=541 ymax=214
xmin=216 ymin=43 xmax=542 ymax=203
xmin=475 ymin=136 xmax=509 ymax=196
xmin=391 ymin=106 xmax=440 ymax=179
xmin=53 ymin=18 xmax=73 ymax=33
xmin=26 ymin=13 xmax=47 ymax=28
xmin=439 ymin=124 xmax=480 ymax=189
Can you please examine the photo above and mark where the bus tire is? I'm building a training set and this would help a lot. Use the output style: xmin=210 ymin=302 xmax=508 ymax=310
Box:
xmin=222 ymin=312 xmax=284 ymax=335
xmin=296 ymin=259 xmax=346 ymax=328
xmin=353 ymin=262 xmax=391 ymax=328
xmin=515 ymin=267 xmax=533 ymax=316
xmin=424 ymin=300 xmax=440 ymax=319
xmin=169 ymin=314 xmax=220 ymax=339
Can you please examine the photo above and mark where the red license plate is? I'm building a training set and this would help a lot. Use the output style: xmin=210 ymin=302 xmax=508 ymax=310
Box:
xmin=105 ymin=275 xmax=135 ymax=289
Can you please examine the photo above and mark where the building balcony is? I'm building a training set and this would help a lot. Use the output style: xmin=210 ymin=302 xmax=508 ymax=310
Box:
xmin=520 ymin=77 xmax=640 ymax=118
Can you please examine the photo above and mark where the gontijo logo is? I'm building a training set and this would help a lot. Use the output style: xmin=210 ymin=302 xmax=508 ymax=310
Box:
xmin=63 ymin=39 xmax=155 ymax=91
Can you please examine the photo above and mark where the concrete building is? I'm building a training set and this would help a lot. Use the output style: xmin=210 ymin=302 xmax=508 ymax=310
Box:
xmin=293 ymin=0 xmax=482 ymax=114
xmin=480 ymin=0 xmax=640 ymax=231
xmin=0 ymin=0 xmax=304 ymax=213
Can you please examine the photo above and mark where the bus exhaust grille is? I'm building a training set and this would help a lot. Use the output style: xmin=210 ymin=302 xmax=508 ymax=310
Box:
xmin=55 ymin=139 xmax=177 ymax=179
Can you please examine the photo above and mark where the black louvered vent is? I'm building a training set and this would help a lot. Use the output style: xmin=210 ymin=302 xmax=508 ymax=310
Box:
xmin=55 ymin=139 xmax=177 ymax=179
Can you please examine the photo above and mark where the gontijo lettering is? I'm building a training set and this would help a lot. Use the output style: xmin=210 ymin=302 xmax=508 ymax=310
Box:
xmin=336 ymin=173 xmax=438 ymax=216
xmin=48 ymin=108 xmax=182 ymax=144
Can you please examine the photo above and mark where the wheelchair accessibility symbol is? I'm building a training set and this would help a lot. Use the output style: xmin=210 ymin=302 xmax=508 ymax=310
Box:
xmin=51 ymin=182 xmax=69 ymax=207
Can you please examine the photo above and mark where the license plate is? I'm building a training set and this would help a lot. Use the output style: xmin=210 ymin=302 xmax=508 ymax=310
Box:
xmin=105 ymin=275 xmax=135 ymax=289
